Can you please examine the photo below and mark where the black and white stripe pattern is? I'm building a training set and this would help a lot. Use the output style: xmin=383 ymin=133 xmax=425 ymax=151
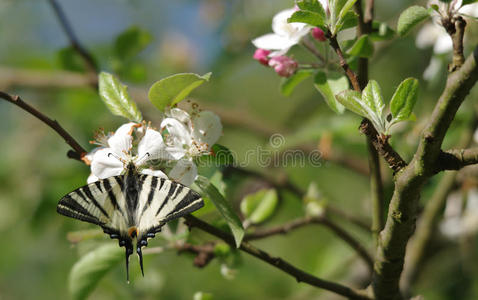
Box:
xmin=57 ymin=169 xmax=203 ymax=241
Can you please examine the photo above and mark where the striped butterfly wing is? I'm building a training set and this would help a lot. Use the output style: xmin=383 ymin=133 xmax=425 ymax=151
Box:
xmin=136 ymin=175 xmax=203 ymax=236
xmin=57 ymin=176 xmax=129 ymax=236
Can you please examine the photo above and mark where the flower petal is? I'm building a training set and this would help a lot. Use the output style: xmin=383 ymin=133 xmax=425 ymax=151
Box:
xmin=140 ymin=168 xmax=168 ymax=179
xmin=161 ymin=118 xmax=191 ymax=160
xmin=107 ymin=122 xmax=137 ymax=154
xmin=272 ymin=8 xmax=308 ymax=37
xmin=170 ymin=108 xmax=191 ymax=123
xmin=87 ymin=173 xmax=99 ymax=184
xmin=91 ymin=148 xmax=125 ymax=179
xmin=137 ymin=128 xmax=173 ymax=162
xmin=433 ymin=34 xmax=453 ymax=54
xmin=252 ymin=33 xmax=296 ymax=52
xmin=168 ymin=159 xmax=198 ymax=187
xmin=192 ymin=111 xmax=222 ymax=147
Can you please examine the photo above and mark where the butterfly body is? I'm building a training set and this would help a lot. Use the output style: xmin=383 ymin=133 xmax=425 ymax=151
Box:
xmin=57 ymin=162 xmax=203 ymax=280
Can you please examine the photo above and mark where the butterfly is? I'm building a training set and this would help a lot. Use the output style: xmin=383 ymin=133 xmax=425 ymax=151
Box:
xmin=57 ymin=161 xmax=203 ymax=281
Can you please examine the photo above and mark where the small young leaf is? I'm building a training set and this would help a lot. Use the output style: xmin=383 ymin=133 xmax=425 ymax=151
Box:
xmin=240 ymin=189 xmax=278 ymax=224
xmin=148 ymin=73 xmax=211 ymax=111
xmin=346 ymin=35 xmax=374 ymax=58
xmin=280 ymin=69 xmax=315 ymax=96
xmin=338 ymin=0 xmax=358 ymax=24
xmin=370 ymin=21 xmax=395 ymax=41
xmin=389 ymin=77 xmax=419 ymax=123
xmin=462 ymin=0 xmax=478 ymax=4
xmin=288 ymin=10 xmax=326 ymax=29
xmin=98 ymin=72 xmax=142 ymax=122
xmin=296 ymin=0 xmax=327 ymax=14
xmin=335 ymin=10 xmax=359 ymax=32
xmin=314 ymin=71 xmax=348 ymax=114
xmin=69 ymin=244 xmax=123 ymax=300
xmin=397 ymin=6 xmax=431 ymax=36
xmin=362 ymin=80 xmax=385 ymax=117
xmin=195 ymin=176 xmax=244 ymax=247
xmin=336 ymin=90 xmax=369 ymax=117
xmin=114 ymin=26 xmax=152 ymax=60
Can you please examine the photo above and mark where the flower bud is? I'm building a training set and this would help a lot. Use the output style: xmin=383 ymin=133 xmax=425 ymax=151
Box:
xmin=253 ymin=48 xmax=271 ymax=66
xmin=268 ymin=55 xmax=298 ymax=77
xmin=311 ymin=27 xmax=326 ymax=41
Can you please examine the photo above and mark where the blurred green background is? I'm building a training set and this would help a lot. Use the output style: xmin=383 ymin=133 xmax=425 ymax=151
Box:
xmin=1 ymin=0 xmax=478 ymax=299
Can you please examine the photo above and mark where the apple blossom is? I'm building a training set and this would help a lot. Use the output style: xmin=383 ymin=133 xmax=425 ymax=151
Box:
xmin=251 ymin=8 xmax=311 ymax=57
xmin=253 ymin=48 xmax=271 ymax=65
xmin=86 ymin=122 xmax=169 ymax=184
xmin=268 ymin=55 xmax=298 ymax=77
xmin=161 ymin=107 xmax=222 ymax=186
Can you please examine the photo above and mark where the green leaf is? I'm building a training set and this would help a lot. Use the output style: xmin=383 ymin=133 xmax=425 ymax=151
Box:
xmin=397 ymin=6 xmax=431 ymax=36
xmin=57 ymin=46 xmax=87 ymax=72
xmin=114 ymin=26 xmax=152 ymax=60
xmin=370 ymin=21 xmax=395 ymax=41
xmin=338 ymin=0 xmax=358 ymax=24
xmin=362 ymin=80 xmax=385 ymax=117
xmin=69 ymin=244 xmax=123 ymax=300
xmin=240 ymin=189 xmax=278 ymax=224
xmin=98 ymin=72 xmax=142 ymax=122
xmin=196 ymin=144 xmax=235 ymax=167
xmin=148 ymin=73 xmax=211 ymax=111
xmin=463 ymin=0 xmax=478 ymax=5
xmin=389 ymin=77 xmax=419 ymax=123
xmin=335 ymin=10 xmax=359 ymax=32
xmin=280 ymin=69 xmax=315 ymax=96
xmin=314 ymin=71 xmax=348 ymax=114
xmin=346 ymin=35 xmax=374 ymax=58
xmin=288 ymin=10 xmax=326 ymax=29
xmin=296 ymin=0 xmax=327 ymax=14
xmin=194 ymin=176 xmax=244 ymax=247
xmin=335 ymin=90 xmax=368 ymax=118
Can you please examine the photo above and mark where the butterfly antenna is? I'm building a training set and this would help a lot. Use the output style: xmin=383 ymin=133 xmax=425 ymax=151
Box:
xmin=137 ymin=246 xmax=145 ymax=277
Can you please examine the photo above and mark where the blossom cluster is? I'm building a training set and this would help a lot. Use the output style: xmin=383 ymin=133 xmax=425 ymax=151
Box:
xmin=84 ymin=106 xmax=222 ymax=187
xmin=251 ymin=2 xmax=328 ymax=77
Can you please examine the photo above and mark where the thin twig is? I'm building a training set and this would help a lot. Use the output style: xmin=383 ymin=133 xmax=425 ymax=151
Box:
xmin=0 ymin=91 xmax=87 ymax=161
xmin=244 ymin=216 xmax=374 ymax=272
xmin=301 ymin=38 xmax=326 ymax=62
xmin=327 ymin=34 xmax=361 ymax=92
xmin=48 ymin=0 xmax=98 ymax=86
xmin=355 ymin=0 xmax=384 ymax=245
xmin=225 ymin=165 xmax=372 ymax=232
xmin=184 ymin=215 xmax=371 ymax=300
xmin=443 ymin=15 xmax=466 ymax=72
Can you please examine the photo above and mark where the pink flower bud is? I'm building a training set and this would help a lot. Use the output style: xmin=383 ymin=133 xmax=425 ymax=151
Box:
xmin=253 ymin=48 xmax=271 ymax=66
xmin=311 ymin=27 xmax=327 ymax=42
xmin=268 ymin=55 xmax=298 ymax=77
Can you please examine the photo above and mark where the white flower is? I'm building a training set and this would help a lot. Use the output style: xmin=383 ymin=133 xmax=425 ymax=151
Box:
xmin=416 ymin=1 xmax=478 ymax=61
xmin=440 ymin=188 xmax=478 ymax=239
xmin=252 ymin=8 xmax=311 ymax=57
xmin=161 ymin=108 xmax=222 ymax=186
xmin=87 ymin=122 xmax=169 ymax=183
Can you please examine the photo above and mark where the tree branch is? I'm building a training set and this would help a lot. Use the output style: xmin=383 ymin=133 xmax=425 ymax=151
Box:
xmin=327 ymin=34 xmax=361 ymax=91
xmin=372 ymin=47 xmax=478 ymax=300
xmin=402 ymin=114 xmax=478 ymax=293
xmin=224 ymin=165 xmax=372 ymax=232
xmin=0 ymin=91 xmax=87 ymax=161
xmin=244 ymin=215 xmax=374 ymax=272
xmin=48 ymin=0 xmax=98 ymax=78
xmin=434 ymin=147 xmax=478 ymax=172
xmin=443 ymin=15 xmax=466 ymax=72
xmin=184 ymin=215 xmax=371 ymax=300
